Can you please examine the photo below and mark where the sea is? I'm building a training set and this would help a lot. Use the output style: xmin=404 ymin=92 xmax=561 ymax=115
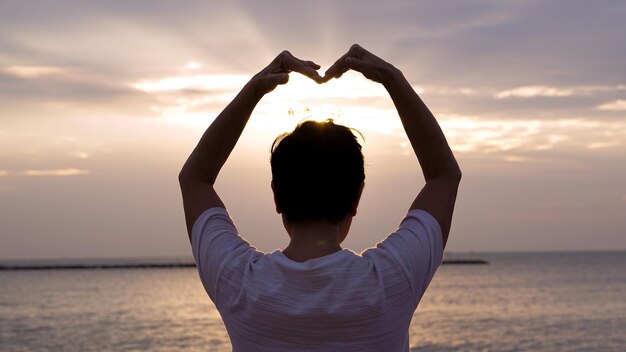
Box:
xmin=0 ymin=251 xmax=624 ymax=351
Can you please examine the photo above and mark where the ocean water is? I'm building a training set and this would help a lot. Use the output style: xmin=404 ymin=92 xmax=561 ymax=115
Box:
xmin=0 ymin=252 xmax=624 ymax=351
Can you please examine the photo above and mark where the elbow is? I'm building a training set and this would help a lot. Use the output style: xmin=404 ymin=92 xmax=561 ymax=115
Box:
xmin=445 ymin=155 xmax=462 ymax=182
xmin=178 ymin=169 xmax=189 ymax=185
xmin=439 ymin=168 xmax=461 ymax=185
xmin=178 ymin=162 xmax=199 ymax=185
xmin=178 ymin=169 xmax=192 ymax=187
xmin=427 ymin=161 xmax=462 ymax=183
xmin=449 ymin=164 xmax=462 ymax=183
xmin=178 ymin=164 xmax=216 ymax=186
xmin=178 ymin=160 xmax=192 ymax=184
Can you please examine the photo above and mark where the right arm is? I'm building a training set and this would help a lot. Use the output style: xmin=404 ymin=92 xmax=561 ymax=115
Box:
xmin=324 ymin=44 xmax=461 ymax=247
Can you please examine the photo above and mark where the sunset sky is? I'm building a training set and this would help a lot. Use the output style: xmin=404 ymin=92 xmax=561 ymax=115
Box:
xmin=1 ymin=0 xmax=625 ymax=259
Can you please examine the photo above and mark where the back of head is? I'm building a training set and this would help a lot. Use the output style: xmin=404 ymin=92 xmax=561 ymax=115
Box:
xmin=271 ymin=119 xmax=365 ymax=223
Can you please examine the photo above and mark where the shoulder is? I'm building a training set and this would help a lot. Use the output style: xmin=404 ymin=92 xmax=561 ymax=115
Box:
xmin=400 ymin=209 xmax=443 ymax=239
xmin=191 ymin=207 xmax=263 ymax=302
xmin=365 ymin=209 xmax=443 ymax=258
xmin=192 ymin=207 xmax=234 ymax=239
xmin=363 ymin=209 xmax=444 ymax=302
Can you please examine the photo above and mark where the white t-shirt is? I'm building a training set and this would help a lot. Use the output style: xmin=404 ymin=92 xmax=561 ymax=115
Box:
xmin=192 ymin=207 xmax=443 ymax=352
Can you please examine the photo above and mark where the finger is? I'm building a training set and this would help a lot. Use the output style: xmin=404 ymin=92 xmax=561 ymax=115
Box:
xmin=306 ymin=60 xmax=321 ymax=70
xmin=323 ymin=43 xmax=367 ymax=81
xmin=345 ymin=57 xmax=372 ymax=74
xmin=283 ymin=55 xmax=323 ymax=83
xmin=323 ymin=53 xmax=350 ymax=81
xmin=346 ymin=57 xmax=385 ymax=83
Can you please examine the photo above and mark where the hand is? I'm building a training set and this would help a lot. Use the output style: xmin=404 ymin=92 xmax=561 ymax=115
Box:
xmin=250 ymin=50 xmax=324 ymax=97
xmin=323 ymin=44 xmax=397 ymax=85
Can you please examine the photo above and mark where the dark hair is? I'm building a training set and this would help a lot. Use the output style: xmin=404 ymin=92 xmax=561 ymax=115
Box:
xmin=271 ymin=119 xmax=365 ymax=223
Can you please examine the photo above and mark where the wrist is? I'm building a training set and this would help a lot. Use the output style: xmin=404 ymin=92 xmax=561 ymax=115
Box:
xmin=382 ymin=65 xmax=406 ymax=91
xmin=243 ymin=79 xmax=266 ymax=102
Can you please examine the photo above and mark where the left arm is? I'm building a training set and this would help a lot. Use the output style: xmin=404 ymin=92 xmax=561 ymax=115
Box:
xmin=324 ymin=44 xmax=461 ymax=248
xmin=179 ymin=51 xmax=323 ymax=240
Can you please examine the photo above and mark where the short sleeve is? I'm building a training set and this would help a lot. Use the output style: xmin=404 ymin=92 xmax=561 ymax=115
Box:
xmin=191 ymin=207 xmax=258 ymax=302
xmin=373 ymin=209 xmax=444 ymax=302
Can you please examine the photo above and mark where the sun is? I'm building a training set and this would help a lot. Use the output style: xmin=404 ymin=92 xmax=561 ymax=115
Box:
xmin=257 ymin=72 xmax=402 ymax=133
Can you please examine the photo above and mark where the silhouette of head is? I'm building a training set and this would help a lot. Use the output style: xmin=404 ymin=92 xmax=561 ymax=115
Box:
xmin=271 ymin=119 xmax=365 ymax=224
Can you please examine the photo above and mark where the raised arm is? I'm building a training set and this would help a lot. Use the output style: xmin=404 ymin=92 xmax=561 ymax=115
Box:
xmin=179 ymin=51 xmax=323 ymax=240
xmin=324 ymin=44 xmax=461 ymax=247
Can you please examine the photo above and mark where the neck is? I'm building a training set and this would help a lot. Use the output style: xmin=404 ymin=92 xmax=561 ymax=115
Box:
xmin=282 ymin=220 xmax=344 ymax=262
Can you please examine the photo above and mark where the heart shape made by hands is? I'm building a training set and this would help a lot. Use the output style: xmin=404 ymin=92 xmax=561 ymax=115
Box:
xmin=253 ymin=44 xmax=393 ymax=96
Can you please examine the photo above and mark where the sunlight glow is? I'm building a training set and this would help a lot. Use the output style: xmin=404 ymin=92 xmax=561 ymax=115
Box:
xmin=131 ymin=70 xmax=626 ymax=156
xmin=133 ymin=71 xmax=401 ymax=134
xmin=274 ymin=72 xmax=390 ymax=100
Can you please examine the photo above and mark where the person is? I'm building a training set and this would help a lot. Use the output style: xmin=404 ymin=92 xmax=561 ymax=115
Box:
xmin=179 ymin=44 xmax=461 ymax=351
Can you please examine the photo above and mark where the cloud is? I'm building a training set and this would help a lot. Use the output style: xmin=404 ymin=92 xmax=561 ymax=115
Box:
xmin=503 ymin=155 xmax=531 ymax=163
xmin=494 ymin=85 xmax=625 ymax=99
xmin=22 ymin=168 xmax=89 ymax=176
xmin=428 ymin=87 xmax=476 ymax=95
xmin=70 ymin=151 xmax=90 ymax=159
xmin=131 ymin=74 xmax=249 ymax=93
xmin=438 ymin=115 xmax=626 ymax=155
xmin=0 ymin=65 xmax=155 ymax=117
xmin=587 ymin=140 xmax=620 ymax=149
xmin=596 ymin=100 xmax=626 ymax=111
xmin=495 ymin=86 xmax=575 ymax=98
xmin=183 ymin=61 xmax=203 ymax=70
xmin=2 ymin=65 xmax=65 ymax=78
xmin=0 ymin=170 xmax=8 ymax=176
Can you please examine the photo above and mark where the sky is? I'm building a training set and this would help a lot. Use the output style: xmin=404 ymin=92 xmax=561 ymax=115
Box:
xmin=1 ymin=0 xmax=625 ymax=259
